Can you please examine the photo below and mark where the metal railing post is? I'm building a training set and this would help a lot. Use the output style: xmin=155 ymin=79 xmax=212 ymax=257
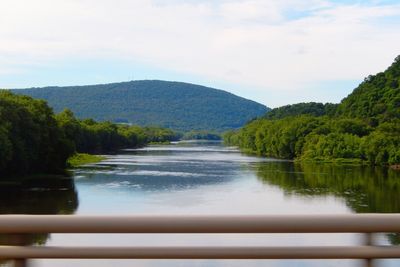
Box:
xmin=365 ymin=233 xmax=374 ymax=267
xmin=13 ymin=259 xmax=27 ymax=267
xmin=8 ymin=234 xmax=29 ymax=267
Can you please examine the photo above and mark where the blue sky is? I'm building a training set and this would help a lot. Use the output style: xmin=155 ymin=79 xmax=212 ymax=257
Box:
xmin=0 ymin=0 xmax=399 ymax=107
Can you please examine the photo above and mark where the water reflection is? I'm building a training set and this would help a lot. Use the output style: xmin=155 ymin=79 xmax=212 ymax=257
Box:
xmin=255 ymin=162 xmax=400 ymax=245
xmin=255 ymin=162 xmax=400 ymax=213
xmin=74 ymin=143 xmax=263 ymax=192
xmin=0 ymin=176 xmax=78 ymax=250
xmin=0 ymin=176 xmax=78 ymax=214
xmin=1 ymin=142 xmax=398 ymax=267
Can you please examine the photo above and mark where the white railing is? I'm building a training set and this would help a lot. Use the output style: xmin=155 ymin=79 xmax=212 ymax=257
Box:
xmin=0 ymin=214 xmax=399 ymax=267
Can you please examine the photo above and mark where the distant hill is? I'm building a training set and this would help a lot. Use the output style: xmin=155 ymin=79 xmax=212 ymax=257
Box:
xmin=11 ymin=80 xmax=268 ymax=131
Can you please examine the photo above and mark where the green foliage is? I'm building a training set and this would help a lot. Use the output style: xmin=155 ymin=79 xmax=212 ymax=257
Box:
xmin=0 ymin=91 xmax=74 ymax=176
xmin=0 ymin=93 xmax=180 ymax=176
xmin=56 ymin=109 xmax=181 ymax=154
xmin=225 ymin=56 xmax=400 ymax=165
xmin=301 ymin=133 xmax=363 ymax=161
xmin=143 ymin=126 xmax=181 ymax=143
xmin=12 ymin=80 xmax=268 ymax=131
xmin=226 ymin=116 xmax=322 ymax=158
xmin=222 ymin=130 xmax=240 ymax=145
xmin=265 ymin=102 xmax=337 ymax=119
xmin=337 ymin=56 xmax=400 ymax=121
xmin=361 ymin=120 xmax=400 ymax=165
xmin=182 ymin=130 xmax=221 ymax=140
xmin=227 ymin=115 xmax=399 ymax=165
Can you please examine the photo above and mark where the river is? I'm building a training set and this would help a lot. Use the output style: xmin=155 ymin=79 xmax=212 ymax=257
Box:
xmin=1 ymin=141 xmax=399 ymax=267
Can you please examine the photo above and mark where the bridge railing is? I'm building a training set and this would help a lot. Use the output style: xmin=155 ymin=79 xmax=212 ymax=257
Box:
xmin=0 ymin=214 xmax=400 ymax=267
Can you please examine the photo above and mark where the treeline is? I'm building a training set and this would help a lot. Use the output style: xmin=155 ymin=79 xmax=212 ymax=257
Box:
xmin=224 ymin=116 xmax=400 ymax=165
xmin=224 ymin=56 xmax=400 ymax=166
xmin=56 ymin=109 xmax=180 ymax=154
xmin=0 ymin=91 xmax=179 ymax=176
xmin=182 ymin=130 xmax=221 ymax=140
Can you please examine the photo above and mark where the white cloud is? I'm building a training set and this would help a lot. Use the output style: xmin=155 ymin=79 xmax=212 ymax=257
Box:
xmin=219 ymin=1 xmax=283 ymax=22
xmin=0 ymin=0 xmax=399 ymax=106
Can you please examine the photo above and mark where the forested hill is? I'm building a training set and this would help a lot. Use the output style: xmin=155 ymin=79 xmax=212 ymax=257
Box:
xmin=337 ymin=55 xmax=400 ymax=121
xmin=263 ymin=56 xmax=400 ymax=121
xmin=224 ymin=56 xmax=400 ymax=166
xmin=264 ymin=102 xmax=338 ymax=119
xmin=11 ymin=80 xmax=268 ymax=131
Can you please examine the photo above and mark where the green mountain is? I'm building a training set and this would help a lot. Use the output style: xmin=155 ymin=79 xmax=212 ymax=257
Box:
xmin=224 ymin=56 xmax=400 ymax=165
xmin=11 ymin=80 xmax=268 ymax=131
xmin=264 ymin=56 xmax=400 ymax=124
xmin=337 ymin=55 xmax=400 ymax=121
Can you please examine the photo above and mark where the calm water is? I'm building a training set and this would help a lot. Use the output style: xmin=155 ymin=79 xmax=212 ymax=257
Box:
xmin=1 ymin=141 xmax=399 ymax=267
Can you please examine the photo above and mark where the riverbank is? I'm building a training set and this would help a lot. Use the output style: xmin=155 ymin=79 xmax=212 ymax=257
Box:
xmin=67 ymin=153 xmax=106 ymax=168
xmin=230 ymin=145 xmax=393 ymax=167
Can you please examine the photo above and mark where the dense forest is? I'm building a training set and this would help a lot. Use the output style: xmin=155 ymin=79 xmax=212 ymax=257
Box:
xmin=224 ymin=56 xmax=400 ymax=166
xmin=182 ymin=130 xmax=221 ymax=140
xmin=56 ymin=108 xmax=180 ymax=154
xmin=12 ymin=80 xmax=268 ymax=131
xmin=0 ymin=91 xmax=180 ymax=176
xmin=264 ymin=102 xmax=338 ymax=119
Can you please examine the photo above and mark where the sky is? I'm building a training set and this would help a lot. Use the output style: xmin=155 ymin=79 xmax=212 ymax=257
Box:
xmin=0 ymin=0 xmax=399 ymax=107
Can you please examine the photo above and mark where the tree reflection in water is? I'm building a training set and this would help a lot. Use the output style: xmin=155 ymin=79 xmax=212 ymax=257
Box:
xmin=0 ymin=176 xmax=78 ymax=254
xmin=255 ymin=162 xmax=400 ymax=244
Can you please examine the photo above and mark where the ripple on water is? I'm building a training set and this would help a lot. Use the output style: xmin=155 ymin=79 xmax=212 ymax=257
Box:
xmin=96 ymin=181 xmax=141 ymax=189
